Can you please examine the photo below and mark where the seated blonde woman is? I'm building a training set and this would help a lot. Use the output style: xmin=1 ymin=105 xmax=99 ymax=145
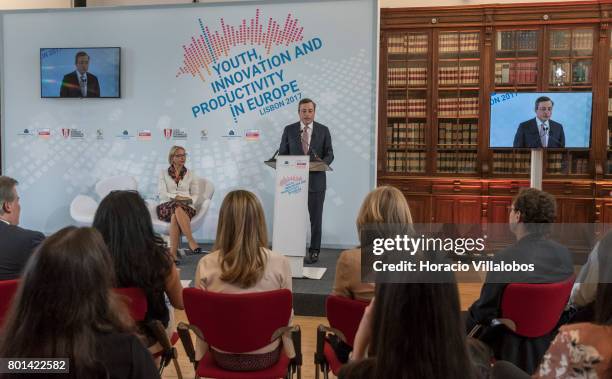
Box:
xmin=157 ymin=145 xmax=200 ymax=259
xmin=194 ymin=190 xmax=292 ymax=371
xmin=332 ymin=185 xmax=413 ymax=301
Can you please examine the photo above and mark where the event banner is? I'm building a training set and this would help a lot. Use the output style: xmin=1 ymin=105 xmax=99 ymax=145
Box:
xmin=2 ymin=0 xmax=377 ymax=245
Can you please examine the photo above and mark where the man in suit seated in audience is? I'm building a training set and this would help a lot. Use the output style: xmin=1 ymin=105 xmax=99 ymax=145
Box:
xmin=465 ymin=188 xmax=574 ymax=374
xmin=0 ymin=176 xmax=45 ymax=280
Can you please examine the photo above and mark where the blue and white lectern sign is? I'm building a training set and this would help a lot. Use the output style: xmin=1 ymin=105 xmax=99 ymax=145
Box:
xmin=272 ymin=155 xmax=310 ymax=277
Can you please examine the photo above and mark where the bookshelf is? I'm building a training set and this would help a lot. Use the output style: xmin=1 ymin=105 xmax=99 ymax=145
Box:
xmin=609 ymin=28 xmax=612 ymax=175
xmin=384 ymin=32 xmax=429 ymax=174
xmin=492 ymin=29 xmax=539 ymax=175
xmin=435 ymin=31 xmax=480 ymax=175
xmin=545 ymin=27 xmax=594 ymax=176
xmin=379 ymin=1 xmax=612 ymax=231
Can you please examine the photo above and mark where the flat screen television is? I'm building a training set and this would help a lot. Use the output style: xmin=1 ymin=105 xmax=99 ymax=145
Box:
xmin=489 ymin=92 xmax=592 ymax=149
xmin=40 ymin=47 xmax=120 ymax=98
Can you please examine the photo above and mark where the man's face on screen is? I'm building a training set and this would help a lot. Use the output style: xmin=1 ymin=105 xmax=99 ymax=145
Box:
xmin=76 ymin=56 xmax=90 ymax=74
xmin=298 ymin=102 xmax=316 ymax=125
xmin=535 ymin=101 xmax=553 ymax=122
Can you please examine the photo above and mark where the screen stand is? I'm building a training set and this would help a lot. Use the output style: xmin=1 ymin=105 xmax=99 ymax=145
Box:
xmin=530 ymin=149 xmax=543 ymax=190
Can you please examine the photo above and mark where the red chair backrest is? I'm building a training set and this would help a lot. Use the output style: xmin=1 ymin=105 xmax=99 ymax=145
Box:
xmin=501 ymin=275 xmax=575 ymax=338
xmin=326 ymin=295 xmax=370 ymax=346
xmin=0 ymin=279 xmax=20 ymax=326
xmin=182 ymin=288 xmax=292 ymax=353
xmin=114 ymin=287 xmax=148 ymax=321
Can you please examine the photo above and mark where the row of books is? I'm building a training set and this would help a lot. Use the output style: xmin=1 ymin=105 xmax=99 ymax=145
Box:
xmin=492 ymin=152 xmax=530 ymax=174
xmin=550 ymin=61 xmax=592 ymax=84
xmin=436 ymin=152 xmax=478 ymax=173
xmin=388 ymin=34 xmax=428 ymax=54
xmin=387 ymin=151 xmax=426 ymax=173
xmin=547 ymin=153 xmax=565 ymax=173
xmin=608 ymin=158 xmax=612 ymax=174
xmin=387 ymin=67 xmax=427 ymax=87
xmin=550 ymin=30 xmax=593 ymax=51
xmin=608 ymin=128 xmax=612 ymax=147
xmin=386 ymin=122 xmax=425 ymax=145
xmin=609 ymin=61 xmax=612 ymax=82
xmin=497 ymin=30 xmax=538 ymax=51
xmin=571 ymin=158 xmax=589 ymax=174
xmin=607 ymin=99 xmax=612 ymax=115
xmin=387 ymin=99 xmax=427 ymax=118
xmin=438 ymin=122 xmax=478 ymax=145
xmin=438 ymin=97 xmax=479 ymax=117
xmin=495 ymin=62 xmax=537 ymax=85
xmin=438 ymin=66 xmax=479 ymax=85
xmin=439 ymin=32 xmax=479 ymax=53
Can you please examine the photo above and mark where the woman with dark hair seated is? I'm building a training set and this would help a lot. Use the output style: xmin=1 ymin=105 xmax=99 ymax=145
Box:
xmin=194 ymin=189 xmax=292 ymax=371
xmin=93 ymin=190 xmax=184 ymax=349
xmin=340 ymin=274 xmax=477 ymax=379
xmin=0 ymin=227 xmax=159 ymax=379
xmin=492 ymin=232 xmax=612 ymax=379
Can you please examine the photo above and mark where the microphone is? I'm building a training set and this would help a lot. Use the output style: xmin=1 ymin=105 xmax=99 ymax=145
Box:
xmin=268 ymin=128 xmax=305 ymax=161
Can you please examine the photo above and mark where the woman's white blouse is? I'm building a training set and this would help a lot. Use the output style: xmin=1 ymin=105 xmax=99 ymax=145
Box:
xmin=158 ymin=169 xmax=199 ymax=206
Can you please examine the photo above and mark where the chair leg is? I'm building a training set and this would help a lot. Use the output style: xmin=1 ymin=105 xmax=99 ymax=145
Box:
xmin=172 ymin=357 xmax=183 ymax=379
xmin=315 ymin=363 xmax=320 ymax=379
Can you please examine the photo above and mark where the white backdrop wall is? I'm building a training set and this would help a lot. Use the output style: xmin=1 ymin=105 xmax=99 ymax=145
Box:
xmin=1 ymin=0 xmax=378 ymax=248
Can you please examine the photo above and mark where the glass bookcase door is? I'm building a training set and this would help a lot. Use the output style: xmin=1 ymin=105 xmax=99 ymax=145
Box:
xmin=546 ymin=27 xmax=594 ymax=176
xmin=435 ymin=31 xmax=480 ymax=174
xmin=491 ymin=29 xmax=539 ymax=176
xmin=385 ymin=32 xmax=428 ymax=174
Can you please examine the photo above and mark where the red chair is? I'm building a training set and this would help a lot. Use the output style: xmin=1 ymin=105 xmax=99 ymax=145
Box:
xmin=114 ymin=287 xmax=183 ymax=379
xmin=314 ymin=295 xmax=370 ymax=379
xmin=469 ymin=275 xmax=576 ymax=374
xmin=498 ymin=275 xmax=576 ymax=337
xmin=178 ymin=288 xmax=301 ymax=379
xmin=0 ymin=279 xmax=20 ymax=326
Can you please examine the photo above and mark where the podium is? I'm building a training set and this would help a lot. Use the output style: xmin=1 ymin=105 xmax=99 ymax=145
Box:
xmin=265 ymin=156 xmax=331 ymax=278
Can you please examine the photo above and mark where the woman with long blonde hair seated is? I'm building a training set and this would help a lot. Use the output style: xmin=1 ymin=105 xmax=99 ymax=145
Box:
xmin=194 ymin=189 xmax=292 ymax=371
xmin=332 ymin=185 xmax=413 ymax=301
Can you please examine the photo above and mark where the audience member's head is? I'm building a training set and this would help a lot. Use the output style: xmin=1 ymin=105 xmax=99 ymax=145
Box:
xmin=0 ymin=176 xmax=21 ymax=225
xmin=214 ymin=190 xmax=268 ymax=288
xmin=366 ymin=279 xmax=475 ymax=378
xmin=356 ymin=185 xmax=413 ymax=247
xmin=0 ymin=227 xmax=132 ymax=378
xmin=509 ymin=187 xmax=556 ymax=236
xmin=93 ymin=190 xmax=171 ymax=291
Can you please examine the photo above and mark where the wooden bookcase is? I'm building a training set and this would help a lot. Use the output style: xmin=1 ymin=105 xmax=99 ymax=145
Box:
xmin=379 ymin=1 xmax=612 ymax=258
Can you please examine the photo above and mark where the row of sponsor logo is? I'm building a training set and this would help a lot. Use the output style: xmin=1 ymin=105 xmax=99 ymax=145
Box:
xmin=17 ymin=128 xmax=261 ymax=141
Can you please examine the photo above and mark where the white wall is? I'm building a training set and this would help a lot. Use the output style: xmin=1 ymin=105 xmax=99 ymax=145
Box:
xmin=87 ymin=0 xmax=594 ymax=7
xmin=0 ymin=0 xmax=70 ymax=9
xmin=2 ymin=0 xmax=378 ymax=248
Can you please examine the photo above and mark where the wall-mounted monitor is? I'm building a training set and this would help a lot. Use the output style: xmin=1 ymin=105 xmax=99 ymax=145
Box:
xmin=40 ymin=47 xmax=120 ymax=98
xmin=489 ymin=92 xmax=592 ymax=149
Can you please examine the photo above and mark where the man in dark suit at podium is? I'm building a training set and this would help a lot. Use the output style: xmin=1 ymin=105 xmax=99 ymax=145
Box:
xmin=0 ymin=176 xmax=45 ymax=280
xmin=59 ymin=51 xmax=100 ymax=98
xmin=513 ymin=96 xmax=565 ymax=148
xmin=279 ymin=98 xmax=334 ymax=264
